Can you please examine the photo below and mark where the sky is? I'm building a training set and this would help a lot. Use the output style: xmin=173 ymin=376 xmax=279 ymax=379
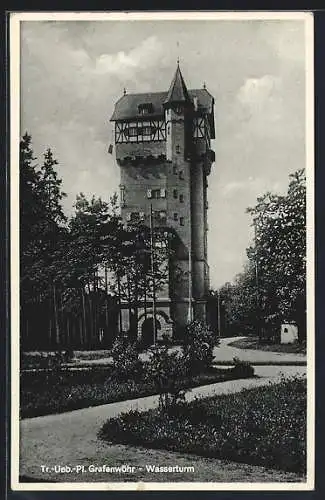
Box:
xmin=20 ymin=15 xmax=307 ymax=288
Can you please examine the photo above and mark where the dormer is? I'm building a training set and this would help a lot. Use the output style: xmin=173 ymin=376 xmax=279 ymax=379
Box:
xmin=138 ymin=102 xmax=154 ymax=115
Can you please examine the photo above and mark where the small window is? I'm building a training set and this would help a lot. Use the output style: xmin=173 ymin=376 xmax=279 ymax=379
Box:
xmin=127 ymin=127 xmax=137 ymax=137
xmin=179 ymin=170 xmax=184 ymax=180
xmin=176 ymin=145 xmax=181 ymax=154
xmin=180 ymin=217 xmax=184 ymax=226
xmin=173 ymin=165 xmax=177 ymax=175
xmin=173 ymin=189 xmax=178 ymax=199
xmin=179 ymin=194 xmax=184 ymax=203
xmin=138 ymin=103 xmax=154 ymax=115
xmin=142 ymin=126 xmax=152 ymax=136
xmin=151 ymin=189 xmax=163 ymax=199
xmin=154 ymin=210 xmax=166 ymax=221
xmin=173 ymin=213 xmax=178 ymax=221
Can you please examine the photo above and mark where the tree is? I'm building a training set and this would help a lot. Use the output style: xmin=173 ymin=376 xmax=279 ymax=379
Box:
xmin=20 ymin=135 xmax=68 ymax=349
xmin=109 ymin=219 xmax=174 ymax=341
xmin=66 ymin=193 xmax=120 ymax=347
xmin=182 ymin=320 xmax=218 ymax=375
xmin=217 ymin=265 xmax=257 ymax=337
xmin=246 ymin=169 xmax=306 ymax=342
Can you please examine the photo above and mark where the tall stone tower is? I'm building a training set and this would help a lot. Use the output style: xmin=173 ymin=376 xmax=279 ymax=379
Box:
xmin=110 ymin=64 xmax=215 ymax=343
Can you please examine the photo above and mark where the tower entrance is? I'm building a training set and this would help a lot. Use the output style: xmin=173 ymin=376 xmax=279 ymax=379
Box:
xmin=141 ymin=317 xmax=161 ymax=347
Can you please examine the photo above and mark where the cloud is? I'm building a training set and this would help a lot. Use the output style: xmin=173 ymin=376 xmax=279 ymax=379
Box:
xmin=95 ymin=36 xmax=164 ymax=77
xmin=237 ymin=75 xmax=281 ymax=106
xmin=20 ymin=19 xmax=306 ymax=288
xmin=236 ymin=75 xmax=283 ymax=128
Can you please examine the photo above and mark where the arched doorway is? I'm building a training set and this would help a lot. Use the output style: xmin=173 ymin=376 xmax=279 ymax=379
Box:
xmin=141 ymin=317 xmax=161 ymax=347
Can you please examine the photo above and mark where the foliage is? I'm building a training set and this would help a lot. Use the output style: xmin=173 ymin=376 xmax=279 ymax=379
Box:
xmin=111 ymin=335 xmax=143 ymax=381
xmin=99 ymin=376 xmax=306 ymax=474
xmin=145 ymin=343 xmax=188 ymax=410
xmin=228 ymin=337 xmax=306 ymax=355
xmin=231 ymin=357 xmax=255 ymax=378
xmin=215 ymin=169 xmax=306 ymax=342
xmin=247 ymin=169 xmax=306 ymax=341
xmin=182 ymin=320 xmax=217 ymax=375
xmin=20 ymin=363 xmax=252 ymax=418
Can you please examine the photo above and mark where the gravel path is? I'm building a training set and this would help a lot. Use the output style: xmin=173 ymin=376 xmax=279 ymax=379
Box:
xmin=212 ymin=337 xmax=307 ymax=364
xmin=33 ymin=337 xmax=306 ymax=369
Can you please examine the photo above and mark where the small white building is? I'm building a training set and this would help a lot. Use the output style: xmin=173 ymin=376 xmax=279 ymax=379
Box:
xmin=280 ymin=323 xmax=298 ymax=344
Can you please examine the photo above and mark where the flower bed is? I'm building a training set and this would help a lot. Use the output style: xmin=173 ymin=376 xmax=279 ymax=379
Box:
xmin=99 ymin=376 xmax=306 ymax=474
xmin=20 ymin=363 xmax=254 ymax=418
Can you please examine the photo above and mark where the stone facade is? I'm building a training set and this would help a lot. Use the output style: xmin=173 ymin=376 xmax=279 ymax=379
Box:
xmin=110 ymin=65 xmax=215 ymax=344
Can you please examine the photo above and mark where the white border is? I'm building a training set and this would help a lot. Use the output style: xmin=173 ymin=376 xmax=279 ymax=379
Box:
xmin=10 ymin=10 xmax=315 ymax=492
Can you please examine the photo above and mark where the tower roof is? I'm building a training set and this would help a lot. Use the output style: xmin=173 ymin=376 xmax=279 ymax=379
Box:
xmin=164 ymin=64 xmax=191 ymax=105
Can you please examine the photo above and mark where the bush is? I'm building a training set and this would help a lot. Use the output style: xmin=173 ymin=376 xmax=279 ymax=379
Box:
xmin=111 ymin=335 xmax=143 ymax=381
xmin=231 ymin=357 xmax=255 ymax=378
xmin=146 ymin=343 xmax=188 ymax=411
xmin=182 ymin=320 xmax=218 ymax=375
xmin=99 ymin=376 xmax=306 ymax=474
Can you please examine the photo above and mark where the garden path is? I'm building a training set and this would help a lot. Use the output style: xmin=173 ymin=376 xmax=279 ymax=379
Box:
xmin=18 ymin=362 xmax=306 ymax=484
xmin=58 ymin=336 xmax=307 ymax=367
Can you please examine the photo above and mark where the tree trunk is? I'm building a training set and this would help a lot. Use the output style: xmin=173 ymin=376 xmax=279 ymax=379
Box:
xmin=117 ymin=275 xmax=122 ymax=334
xmin=81 ymin=288 xmax=87 ymax=346
xmin=105 ymin=265 xmax=109 ymax=345
xmin=52 ymin=282 xmax=60 ymax=348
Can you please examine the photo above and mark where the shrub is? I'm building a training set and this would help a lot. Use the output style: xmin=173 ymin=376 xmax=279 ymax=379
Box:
xmin=146 ymin=343 xmax=188 ymax=411
xmin=99 ymin=376 xmax=306 ymax=474
xmin=231 ymin=357 xmax=255 ymax=378
xmin=182 ymin=320 xmax=218 ymax=375
xmin=111 ymin=335 xmax=143 ymax=381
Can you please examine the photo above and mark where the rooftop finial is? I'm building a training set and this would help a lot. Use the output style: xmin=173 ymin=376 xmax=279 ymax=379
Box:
xmin=203 ymin=82 xmax=206 ymax=90
xmin=177 ymin=57 xmax=180 ymax=65
xmin=123 ymin=87 xmax=127 ymax=95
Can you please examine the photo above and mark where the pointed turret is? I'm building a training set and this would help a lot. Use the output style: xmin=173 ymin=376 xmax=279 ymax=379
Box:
xmin=164 ymin=63 xmax=191 ymax=107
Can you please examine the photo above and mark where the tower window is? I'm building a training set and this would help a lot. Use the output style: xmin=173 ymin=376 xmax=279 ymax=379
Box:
xmin=179 ymin=194 xmax=184 ymax=203
xmin=173 ymin=213 xmax=178 ymax=221
xmin=180 ymin=217 xmax=184 ymax=226
xmin=150 ymin=188 xmax=166 ymax=199
xmin=154 ymin=210 xmax=167 ymax=221
xmin=173 ymin=189 xmax=178 ymax=199
xmin=176 ymin=145 xmax=180 ymax=154
xmin=179 ymin=170 xmax=184 ymax=180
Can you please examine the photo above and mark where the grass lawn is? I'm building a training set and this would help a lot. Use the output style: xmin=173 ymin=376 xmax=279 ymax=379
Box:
xmin=228 ymin=337 xmax=306 ymax=355
xmin=20 ymin=365 xmax=254 ymax=418
xmin=99 ymin=376 xmax=306 ymax=475
xmin=21 ymin=350 xmax=113 ymax=369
